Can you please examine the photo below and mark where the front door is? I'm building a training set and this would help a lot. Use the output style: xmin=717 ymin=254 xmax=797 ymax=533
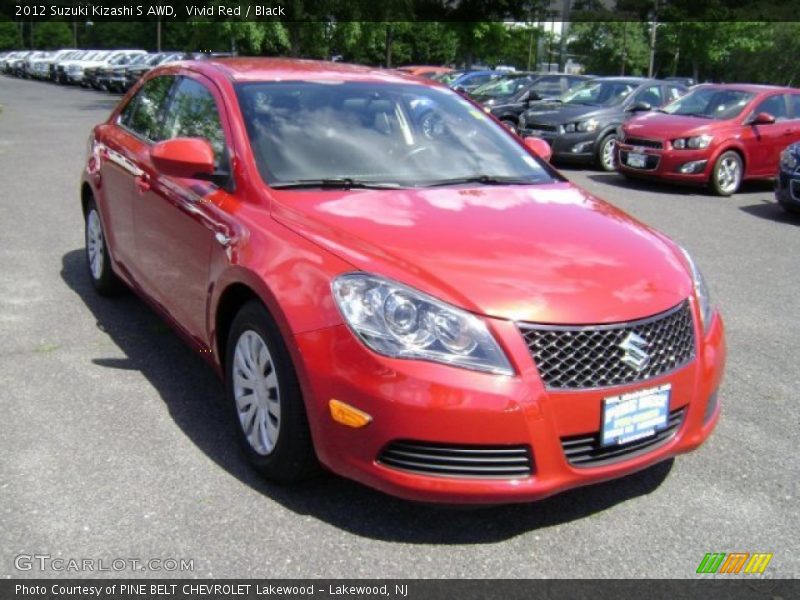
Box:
xmin=131 ymin=74 xmax=237 ymax=346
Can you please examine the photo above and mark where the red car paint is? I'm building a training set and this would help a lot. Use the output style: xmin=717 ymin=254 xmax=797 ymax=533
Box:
xmin=618 ymin=83 xmax=800 ymax=188
xmin=82 ymin=58 xmax=725 ymax=504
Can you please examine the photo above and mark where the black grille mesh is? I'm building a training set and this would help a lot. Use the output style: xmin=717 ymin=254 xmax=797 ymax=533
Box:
xmin=378 ymin=440 xmax=533 ymax=479
xmin=519 ymin=302 xmax=696 ymax=390
xmin=624 ymin=137 xmax=664 ymax=149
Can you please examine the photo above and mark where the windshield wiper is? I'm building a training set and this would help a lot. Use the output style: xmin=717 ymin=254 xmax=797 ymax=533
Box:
xmin=271 ymin=178 xmax=405 ymax=190
xmin=421 ymin=175 xmax=539 ymax=188
xmin=678 ymin=112 xmax=712 ymax=119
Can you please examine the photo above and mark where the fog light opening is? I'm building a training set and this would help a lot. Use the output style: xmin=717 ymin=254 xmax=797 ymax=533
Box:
xmin=571 ymin=141 xmax=593 ymax=154
xmin=329 ymin=399 xmax=372 ymax=428
xmin=678 ymin=160 xmax=707 ymax=174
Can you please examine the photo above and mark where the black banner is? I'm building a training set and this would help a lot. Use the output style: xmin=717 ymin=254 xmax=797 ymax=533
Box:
xmin=3 ymin=580 xmax=799 ymax=600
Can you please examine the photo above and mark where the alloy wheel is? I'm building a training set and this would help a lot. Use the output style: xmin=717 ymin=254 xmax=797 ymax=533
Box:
xmin=86 ymin=209 xmax=105 ymax=281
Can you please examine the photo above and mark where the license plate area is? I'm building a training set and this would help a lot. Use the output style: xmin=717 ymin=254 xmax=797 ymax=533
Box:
xmin=601 ymin=384 xmax=670 ymax=446
xmin=627 ymin=152 xmax=647 ymax=168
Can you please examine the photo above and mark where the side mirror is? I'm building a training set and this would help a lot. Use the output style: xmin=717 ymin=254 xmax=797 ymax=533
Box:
xmin=523 ymin=136 xmax=552 ymax=162
xmin=151 ymin=138 xmax=215 ymax=179
xmin=628 ymin=101 xmax=652 ymax=113
xmin=750 ymin=112 xmax=776 ymax=125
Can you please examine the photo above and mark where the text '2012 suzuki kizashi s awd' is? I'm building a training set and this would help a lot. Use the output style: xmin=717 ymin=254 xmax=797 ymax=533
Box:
xmin=81 ymin=58 xmax=725 ymax=504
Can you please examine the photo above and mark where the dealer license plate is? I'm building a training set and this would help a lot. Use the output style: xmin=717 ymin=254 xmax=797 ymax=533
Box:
xmin=627 ymin=152 xmax=647 ymax=168
xmin=601 ymin=384 xmax=670 ymax=446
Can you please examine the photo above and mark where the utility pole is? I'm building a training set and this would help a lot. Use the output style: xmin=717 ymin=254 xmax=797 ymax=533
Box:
xmin=620 ymin=21 xmax=628 ymax=76
xmin=648 ymin=0 xmax=659 ymax=78
xmin=72 ymin=18 xmax=77 ymax=47
xmin=558 ymin=0 xmax=571 ymax=72
xmin=156 ymin=18 xmax=162 ymax=52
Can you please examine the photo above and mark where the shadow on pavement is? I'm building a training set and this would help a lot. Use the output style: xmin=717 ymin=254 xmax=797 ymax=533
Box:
xmin=61 ymin=248 xmax=674 ymax=544
xmin=739 ymin=200 xmax=800 ymax=225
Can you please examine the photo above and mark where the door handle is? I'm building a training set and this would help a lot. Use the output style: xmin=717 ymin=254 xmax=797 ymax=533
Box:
xmin=134 ymin=174 xmax=150 ymax=194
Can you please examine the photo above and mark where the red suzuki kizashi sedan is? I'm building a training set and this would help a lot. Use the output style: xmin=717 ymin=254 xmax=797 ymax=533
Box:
xmin=81 ymin=58 xmax=725 ymax=504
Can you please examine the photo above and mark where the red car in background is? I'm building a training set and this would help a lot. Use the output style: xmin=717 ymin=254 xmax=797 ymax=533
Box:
xmin=81 ymin=58 xmax=725 ymax=504
xmin=617 ymin=84 xmax=800 ymax=195
xmin=396 ymin=65 xmax=453 ymax=79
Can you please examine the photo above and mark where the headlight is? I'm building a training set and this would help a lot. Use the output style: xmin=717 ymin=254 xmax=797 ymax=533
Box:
xmin=780 ymin=147 xmax=798 ymax=171
xmin=679 ymin=247 xmax=713 ymax=333
xmin=672 ymin=134 xmax=713 ymax=150
xmin=332 ymin=273 xmax=514 ymax=376
xmin=577 ymin=118 xmax=599 ymax=132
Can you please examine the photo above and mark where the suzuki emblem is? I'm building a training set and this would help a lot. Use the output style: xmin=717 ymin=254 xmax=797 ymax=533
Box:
xmin=619 ymin=332 xmax=651 ymax=371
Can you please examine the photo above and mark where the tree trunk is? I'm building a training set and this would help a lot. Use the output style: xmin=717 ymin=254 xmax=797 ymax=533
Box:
xmin=385 ymin=25 xmax=393 ymax=67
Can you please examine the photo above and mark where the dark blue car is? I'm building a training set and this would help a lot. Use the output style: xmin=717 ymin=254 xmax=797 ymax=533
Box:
xmin=776 ymin=142 xmax=800 ymax=215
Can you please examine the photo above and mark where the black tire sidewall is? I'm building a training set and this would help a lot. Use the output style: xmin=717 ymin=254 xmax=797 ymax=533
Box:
xmin=225 ymin=301 xmax=317 ymax=482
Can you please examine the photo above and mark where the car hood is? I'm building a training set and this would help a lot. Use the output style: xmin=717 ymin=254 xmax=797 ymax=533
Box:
xmin=623 ymin=111 xmax=722 ymax=139
xmin=523 ymin=102 xmax=616 ymax=125
xmin=270 ymin=182 xmax=692 ymax=324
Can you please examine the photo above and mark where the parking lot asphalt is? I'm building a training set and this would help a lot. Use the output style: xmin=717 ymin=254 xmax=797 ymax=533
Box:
xmin=0 ymin=76 xmax=798 ymax=580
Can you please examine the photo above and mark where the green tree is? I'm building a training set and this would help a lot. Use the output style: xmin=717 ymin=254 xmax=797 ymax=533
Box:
xmin=32 ymin=21 xmax=73 ymax=49
xmin=0 ymin=21 xmax=20 ymax=50
xmin=569 ymin=21 xmax=649 ymax=76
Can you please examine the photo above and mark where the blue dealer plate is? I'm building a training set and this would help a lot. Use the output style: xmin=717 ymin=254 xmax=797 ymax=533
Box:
xmin=601 ymin=384 xmax=671 ymax=446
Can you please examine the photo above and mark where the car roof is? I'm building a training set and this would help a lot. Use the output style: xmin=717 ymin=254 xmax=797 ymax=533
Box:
xmin=691 ymin=82 xmax=796 ymax=94
xmin=181 ymin=57 xmax=435 ymax=85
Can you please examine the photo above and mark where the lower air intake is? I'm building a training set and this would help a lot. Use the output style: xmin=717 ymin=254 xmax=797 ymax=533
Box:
xmin=378 ymin=440 xmax=533 ymax=479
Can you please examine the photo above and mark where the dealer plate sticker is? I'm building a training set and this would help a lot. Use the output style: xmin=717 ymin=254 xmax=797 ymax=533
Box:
xmin=601 ymin=384 xmax=670 ymax=446
xmin=627 ymin=152 xmax=647 ymax=168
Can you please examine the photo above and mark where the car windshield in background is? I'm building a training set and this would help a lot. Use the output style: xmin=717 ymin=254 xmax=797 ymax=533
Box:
xmin=236 ymin=81 xmax=555 ymax=188
xmin=472 ymin=76 xmax=532 ymax=98
xmin=559 ymin=80 xmax=636 ymax=106
xmin=661 ymin=88 xmax=755 ymax=120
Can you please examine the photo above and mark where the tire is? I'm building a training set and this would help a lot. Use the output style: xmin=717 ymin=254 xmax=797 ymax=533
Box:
xmin=710 ymin=150 xmax=743 ymax=196
xmin=84 ymin=199 xmax=122 ymax=295
xmin=597 ymin=134 xmax=618 ymax=172
xmin=225 ymin=301 xmax=318 ymax=483
xmin=778 ymin=198 xmax=800 ymax=215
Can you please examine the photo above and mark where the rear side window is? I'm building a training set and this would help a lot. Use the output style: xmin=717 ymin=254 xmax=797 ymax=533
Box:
xmin=120 ymin=76 xmax=174 ymax=141
xmin=632 ymin=85 xmax=663 ymax=107
xmin=162 ymin=77 xmax=227 ymax=169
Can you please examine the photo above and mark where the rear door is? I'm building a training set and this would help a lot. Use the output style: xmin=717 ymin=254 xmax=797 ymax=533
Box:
xmin=132 ymin=73 xmax=238 ymax=345
xmin=99 ymin=75 xmax=174 ymax=278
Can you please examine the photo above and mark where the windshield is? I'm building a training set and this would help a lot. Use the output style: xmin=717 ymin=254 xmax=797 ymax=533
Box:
xmin=661 ymin=87 xmax=755 ymax=120
xmin=472 ymin=76 xmax=532 ymax=98
xmin=236 ymin=81 xmax=554 ymax=187
xmin=560 ymin=80 xmax=637 ymax=106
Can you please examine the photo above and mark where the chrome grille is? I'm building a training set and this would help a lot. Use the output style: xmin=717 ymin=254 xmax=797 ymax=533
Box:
xmin=519 ymin=301 xmax=696 ymax=390
xmin=561 ymin=407 xmax=685 ymax=467
xmin=378 ymin=440 xmax=533 ymax=479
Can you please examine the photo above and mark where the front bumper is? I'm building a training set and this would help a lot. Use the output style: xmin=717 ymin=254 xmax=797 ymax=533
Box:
xmin=775 ymin=168 xmax=800 ymax=210
xmin=292 ymin=308 xmax=726 ymax=504
xmin=617 ymin=142 xmax=714 ymax=185
xmin=518 ymin=127 xmax=599 ymax=162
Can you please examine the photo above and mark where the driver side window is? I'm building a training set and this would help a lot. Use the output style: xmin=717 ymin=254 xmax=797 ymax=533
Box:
xmin=753 ymin=95 xmax=788 ymax=121
xmin=162 ymin=77 xmax=228 ymax=170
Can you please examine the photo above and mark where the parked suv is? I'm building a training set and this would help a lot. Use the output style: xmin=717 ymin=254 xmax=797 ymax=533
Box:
xmin=617 ymin=84 xmax=800 ymax=195
xmin=518 ymin=77 xmax=686 ymax=170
